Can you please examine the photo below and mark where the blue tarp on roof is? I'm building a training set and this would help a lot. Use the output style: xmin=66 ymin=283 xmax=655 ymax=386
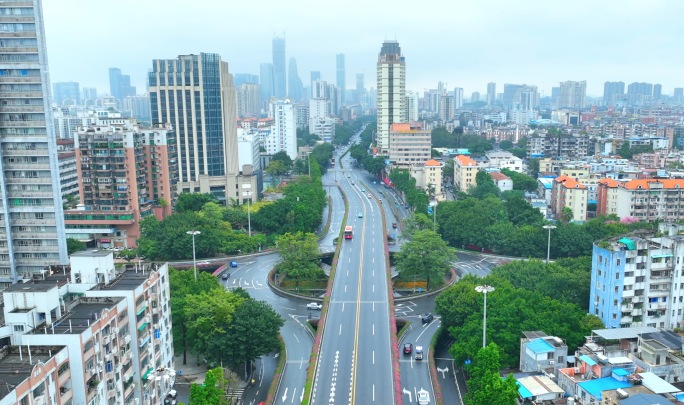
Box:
xmin=579 ymin=355 xmax=597 ymax=366
xmin=578 ymin=377 xmax=630 ymax=400
xmin=516 ymin=381 xmax=533 ymax=399
xmin=612 ymin=368 xmax=630 ymax=376
xmin=525 ymin=338 xmax=555 ymax=354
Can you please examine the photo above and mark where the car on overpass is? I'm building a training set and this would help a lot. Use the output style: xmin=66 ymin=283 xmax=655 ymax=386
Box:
xmin=417 ymin=389 xmax=430 ymax=404
xmin=306 ymin=303 xmax=322 ymax=310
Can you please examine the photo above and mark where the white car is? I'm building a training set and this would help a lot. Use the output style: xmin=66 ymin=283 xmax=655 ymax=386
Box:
xmin=367 ymin=194 xmax=371 ymax=198
xmin=417 ymin=389 xmax=430 ymax=405
xmin=306 ymin=303 xmax=323 ymax=310
xmin=196 ymin=261 xmax=210 ymax=266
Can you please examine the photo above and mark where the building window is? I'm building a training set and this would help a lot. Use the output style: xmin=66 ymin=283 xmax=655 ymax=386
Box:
xmin=616 ymin=272 xmax=620 ymax=279
xmin=617 ymin=259 xmax=621 ymax=266
xmin=13 ymin=325 xmax=23 ymax=332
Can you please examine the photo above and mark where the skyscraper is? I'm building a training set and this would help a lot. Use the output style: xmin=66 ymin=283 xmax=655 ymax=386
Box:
xmin=336 ymin=54 xmax=346 ymax=104
xmin=108 ymin=68 xmax=136 ymax=101
xmin=503 ymin=84 xmax=539 ymax=108
xmin=288 ymin=57 xmax=303 ymax=101
xmin=627 ymin=82 xmax=653 ymax=96
xmin=486 ymin=82 xmax=496 ymax=105
xmin=233 ymin=74 xmax=259 ymax=88
xmin=471 ymin=92 xmax=480 ymax=103
xmin=376 ymin=40 xmax=406 ymax=154
xmin=260 ymin=63 xmax=275 ymax=103
xmin=0 ymin=0 xmax=68 ymax=281
xmin=272 ymin=36 xmax=286 ymax=98
xmin=237 ymin=83 xmax=261 ymax=118
xmin=356 ymin=74 xmax=364 ymax=103
xmin=149 ymin=53 xmax=255 ymax=203
xmin=53 ymin=81 xmax=80 ymax=104
xmin=558 ymin=80 xmax=587 ymax=109
xmin=404 ymin=91 xmax=419 ymax=121
xmin=310 ymin=71 xmax=321 ymax=94
xmin=653 ymin=84 xmax=662 ymax=101
xmin=453 ymin=88 xmax=464 ymax=109
xmin=603 ymin=81 xmax=625 ymax=103
xmin=81 ymin=87 xmax=97 ymax=100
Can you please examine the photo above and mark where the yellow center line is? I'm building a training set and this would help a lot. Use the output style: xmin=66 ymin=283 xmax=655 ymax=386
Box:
xmin=351 ymin=189 xmax=368 ymax=405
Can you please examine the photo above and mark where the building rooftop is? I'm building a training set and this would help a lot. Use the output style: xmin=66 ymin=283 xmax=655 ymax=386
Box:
xmin=618 ymin=393 xmax=673 ymax=405
xmin=455 ymin=154 xmax=477 ymax=167
xmin=30 ymin=297 xmax=123 ymax=335
xmin=639 ymin=372 xmax=680 ymax=394
xmin=4 ymin=282 xmax=57 ymax=293
xmin=96 ymin=263 xmax=163 ymax=291
xmin=592 ymin=327 xmax=660 ymax=340
xmin=516 ymin=375 xmax=564 ymax=399
xmin=70 ymin=250 xmax=115 ymax=258
xmin=622 ymin=179 xmax=684 ymax=190
xmin=489 ymin=171 xmax=511 ymax=182
xmin=578 ymin=377 xmax=631 ymax=400
xmin=0 ymin=345 xmax=66 ymax=401
xmin=424 ymin=159 xmax=442 ymax=167
xmin=640 ymin=330 xmax=682 ymax=350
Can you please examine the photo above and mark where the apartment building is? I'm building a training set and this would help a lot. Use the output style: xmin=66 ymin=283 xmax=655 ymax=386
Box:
xmin=550 ymin=175 xmax=587 ymax=222
xmin=0 ymin=250 xmax=174 ymax=405
xmin=294 ymin=104 xmax=309 ymax=129
xmin=268 ymin=99 xmax=297 ymax=160
xmin=485 ymin=150 xmax=523 ymax=172
xmin=58 ymin=139 xmax=79 ymax=202
xmin=454 ymin=154 xmax=478 ymax=192
xmin=527 ymin=133 xmax=589 ymax=159
xmin=388 ymin=123 xmax=431 ymax=167
xmin=65 ymin=119 xmax=179 ymax=248
xmin=596 ymin=178 xmax=622 ymax=216
xmin=0 ymin=345 xmax=71 ymax=405
xmin=488 ymin=171 xmax=512 ymax=192
xmin=376 ymin=40 xmax=406 ymax=154
xmin=614 ymin=180 xmax=684 ymax=222
xmin=0 ymin=0 xmax=69 ymax=282
xmin=519 ymin=331 xmax=568 ymax=377
xmin=408 ymin=159 xmax=445 ymax=201
xmin=236 ymin=83 xmax=260 ymax=119
xmin=123 ymin=96 xmax=152 ymax=121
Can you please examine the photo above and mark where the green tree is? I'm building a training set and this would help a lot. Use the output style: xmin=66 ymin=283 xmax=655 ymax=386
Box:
xmin=199 ymin=202 xmax=224 ymax=223
xmin=431 ymin=148 xmax=442 ymax=158
xmin=64 ymin=194 xmax=79 ymax=210
xmin=509 ymin=147 xmax=527 ymax=159
xmin=466 ymin=343 xmax=518 ymax=405
xmin=501 ymin=168 xmax=537 ymax=192
xmin=528 ymin=158 xmax=540 ymax=178
xmin=561 ymin=206 xmax=574 ymax=224
xmin=275 ymin=232 xmax=324 ymax=281
xmin=476 ymin=170 xmax=493 ymax=186
xmin=469 ymin=141 xmax=494 ymax=154
xmin=222 ymin=208 xmax=249 ymax=230
xmin=266 ymin=160 xmax=288 ymax=176
xmin=218 ymin=298 xmax=285 ymax=367
xmin=443 ymin=158 xmax=454 ymax=181
xmin=176 ymin=192 xmax=219 ymax=213
xmin=402 ymin=213 xmax=434 ymax=240
xmin=500 ymin=190 xmax=525 ymax=201
xmin=499 ymin=140 xmax=514 ymax=150
xmin=186 ymin=367 xmax=226 ymax=405
xmin=169 ymin=269 xmax=222 ymax=364
xmin=395 ymin=230 xmax=456 ymax=289
xmin=504 ymin=196 xmax=543 ymax=226
xmin=118 ymin=248 xmax=137 ymax=262
xmin=66 ymin=238 xmax=86 ymax=255
xmin=271 ymin=150 xmax=293 ymax=168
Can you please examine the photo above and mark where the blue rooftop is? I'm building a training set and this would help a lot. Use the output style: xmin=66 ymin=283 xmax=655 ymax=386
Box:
xmin=525 ymin=338 xmax=555 ymax=354
xmin=579 ymin=355 xmax=597 ymax=366
xmin=578 ymin=377 xmax=630 ymax=400
xmin=516 ymin=380 xmax=533 ymax=399
xmin=612 ymin=368 xmax=630 ymax=376
xmin=621 ymin=393 xmax=672 ymax=405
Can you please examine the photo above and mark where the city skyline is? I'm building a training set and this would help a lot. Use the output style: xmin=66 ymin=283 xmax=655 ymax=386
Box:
xmin=42 ymin=0 xmax=684 ymax=98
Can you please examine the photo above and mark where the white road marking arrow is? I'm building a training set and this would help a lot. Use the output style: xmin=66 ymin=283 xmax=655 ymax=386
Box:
xmin=437 ymin=366 xmax=449 ymax=378
xmin=281 ymin=387 xmax=288 ymax=402
xmin=300 ymin=389 xmax=304 ymax=402
xmin=402 ymin=388 xmax=412 ymax=402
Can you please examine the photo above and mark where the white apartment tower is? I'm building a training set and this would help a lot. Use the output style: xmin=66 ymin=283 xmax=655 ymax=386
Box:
xmin=0 ymin=0 xmax=69 ymax=283
xmin=376 ymin=40 xmax=406 ymax=155
xmin=404 ymin=91 xmax=419 ymax=122
xmin=269 ymin=99 xmax=297 ymax=160
xmin=558 ymin=80 xmax=587 ymax=109
xmin=453 ymin=87 xmax=464 ymax=109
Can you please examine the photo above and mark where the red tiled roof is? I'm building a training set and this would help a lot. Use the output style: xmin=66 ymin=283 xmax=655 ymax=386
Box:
xmin=425 ymin=159 xmax=442 ymax=167
xmin=455 ymin=155 xmax=476 ymax=167
xmin=489 ymin=171 xmax=510 ymax=181
xmin=622 ymin=179 xmax=684 ymax=190
xmin=598 ymin=178 xmax=621 ymax=187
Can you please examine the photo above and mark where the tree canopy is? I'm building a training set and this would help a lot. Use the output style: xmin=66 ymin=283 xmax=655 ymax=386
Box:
xmin=274 ymin=231 xmax=324 ymax=282
xmin=500 ymin=168 xmax=537 ymax=192
xmin=66 ymin=238 xmax=86 ymax=256
xmin=466 ymin=344 xmax=519 ymax=405
xmin=176 ymin=192 xmax=219 ymax=213
xmin=395 ymin=230 xmax=456 ymax=289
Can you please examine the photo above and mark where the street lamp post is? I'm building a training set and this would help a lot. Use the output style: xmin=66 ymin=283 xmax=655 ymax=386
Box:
xmin=186 ymin=230 xmax=201 ymax=281
xmin=246 ymin=192 xmax=253 ymax=238
xmin=543 ymin=224 xmax=557 ymax=264
xmin=475 ymin=285 xmax=495 ymax=348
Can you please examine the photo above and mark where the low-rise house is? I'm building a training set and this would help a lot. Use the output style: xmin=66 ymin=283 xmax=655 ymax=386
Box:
xmin=489 ymin=171 xmax=513 ymax=192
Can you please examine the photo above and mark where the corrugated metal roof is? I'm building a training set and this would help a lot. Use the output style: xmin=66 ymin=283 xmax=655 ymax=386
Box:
xmin=579 ymin=355 xmax=597 ymax=366
xmin=639 ymin=372 xmax=680 ymax=394
xmin=592 ymin=327 xmax=659 ymax=340
xmin=612 ymin=368 xmax=630 ymax=376
xmin=577 ymin=377 xmax=631 ymax=400
xmin=608 ymin=356 xmax=633 ymax=365
xmin=525 ymin=338 xmax=555 ymax=354
xmin=517 ymin=376 xmax=564 ymax=396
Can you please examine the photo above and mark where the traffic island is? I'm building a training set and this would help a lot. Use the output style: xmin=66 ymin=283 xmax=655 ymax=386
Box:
xmin=428 ymin=326 xmax=445 ymax=405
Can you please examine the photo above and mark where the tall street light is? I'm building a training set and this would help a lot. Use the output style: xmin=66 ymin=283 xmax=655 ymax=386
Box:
xmin=186 ymin=230 xmax=200 ymax=281
xmin=475 ymin=285 xmax=495 ymax=348
xmin=543 ymin=224 xmax=557 ymax=265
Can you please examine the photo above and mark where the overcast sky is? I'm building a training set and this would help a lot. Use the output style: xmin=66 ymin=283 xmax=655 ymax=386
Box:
xmin=44 ymin=0 xmax=684 ymax=98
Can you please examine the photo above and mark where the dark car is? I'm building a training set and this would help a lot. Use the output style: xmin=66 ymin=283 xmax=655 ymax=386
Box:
xmin=230 ymin=261 xmax=238 ymax=267
xmin=392 ymin=223 xmax=398 ymax=228
xmin=403 ymin=343 xmax=413 ymax=354
xmin=222 ymin=273 xmax=229 ymax=280
xmin=422 ymin=313 xmax=434 ymax=324
xmin=405 ymin=205 xmax=409 ymax=209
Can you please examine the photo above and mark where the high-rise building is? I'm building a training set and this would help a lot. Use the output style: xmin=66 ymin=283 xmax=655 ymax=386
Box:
xmin=603 ymin=81 xmax=624 ymax=103
xmin=81 ymin=87 xmax=97 ymax=100
xmin=288 ymin=57 xmax=303 ymax=101
xmin=388 ymin=123 xmax=431 ymax=167
xmin=123 ymin=95 xmax=151 ymax=120
xmin=551 ymin=86 xmax=560 ymax=103
xmin=69 ymin=118 xmax=178 ymax=247
xmin=376 ymin=40 xmax=406 ymax=154
xmin=439 ymin=95 xmax=454 ymax=121
xmin=108 ymin=68 xmax=136 ymax=101
xmin=237 ymin=83 xmax=261 ymax=118
xmin=675 ymin=88 xmax=683 ymax=98
xmin=356 ymin=74 xmax=364 ymax=103
xmin=267 ymin=99 xmax=297 ymax=159
xmin=453 ymin=87 xmax=463 ymax=109
xmin=310 ymin=71 xmax=321 ymax=94
xmin=404 ymin=91 xmax=419 ymax=122
xmin=272 ymin=36 xmax=286 ymax=98
xmin=558 ymin=80 xmax=587 ymax=109
xmin=627 ymin=82 xmax=653 ymax=96
xmin=471 ymin=92 xmax=480 ymax=103
xmin=234 ymin=73 xmax=259 ymax=88
xmin=336 ymin=53 xmax=346 ymax=104
xmin=486 ymin=82 xmax=496 ymax=105
xmin=53 ymin=81 xmax=80 ymax=105
xmin=260 ymin=63 xmax=275 ymax=104
xmin=653 ymin=84 xmax=662 ymax=101
xmin=502 ymin=84 xmax=539 ymax=109
xmin=149 ymin=53 xmax=257 ymax=205
xmin=0 ymin=0 xmax=69 ymax=282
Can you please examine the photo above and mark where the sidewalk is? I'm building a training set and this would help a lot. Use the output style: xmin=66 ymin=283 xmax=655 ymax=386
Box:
xmin=175 ymin=353 xmax=211 ymax=384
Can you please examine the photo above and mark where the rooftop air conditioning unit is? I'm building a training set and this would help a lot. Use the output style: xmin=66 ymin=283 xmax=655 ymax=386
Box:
xmin=574 ymin=368 xmax=580 ymax=373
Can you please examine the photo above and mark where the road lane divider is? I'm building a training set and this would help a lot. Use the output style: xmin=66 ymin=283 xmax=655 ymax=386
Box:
xmin=302 ymin=184 xmax=349 ymax=405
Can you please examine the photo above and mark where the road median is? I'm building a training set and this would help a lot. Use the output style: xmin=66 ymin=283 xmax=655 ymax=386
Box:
xmin=265 ymin=335 xmax=287 ymax=405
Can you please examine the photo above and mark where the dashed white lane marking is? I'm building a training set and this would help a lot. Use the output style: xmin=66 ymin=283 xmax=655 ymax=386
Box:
xmin=345 ymin=285 xmax=347 ymax=292
xmin=339 ymin=324 xmax=342 ymax=335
